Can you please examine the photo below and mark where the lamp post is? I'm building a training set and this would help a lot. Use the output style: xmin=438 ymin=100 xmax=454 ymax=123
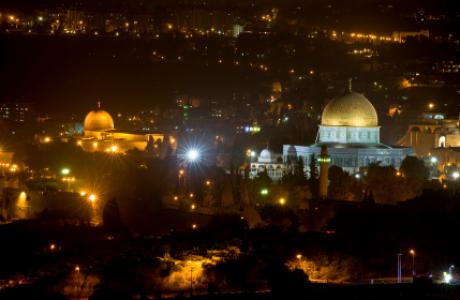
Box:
xmin=397 ymin=253 xmax=403 ymax=283
xmin=409 ymin=249 xmax=416 ymax=277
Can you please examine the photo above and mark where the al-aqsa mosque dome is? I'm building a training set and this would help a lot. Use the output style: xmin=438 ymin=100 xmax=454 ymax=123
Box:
xmin=84 ymin=106 xmax=115 ymax=133
xmin=321 ymin=92 xmax=378 ymax=127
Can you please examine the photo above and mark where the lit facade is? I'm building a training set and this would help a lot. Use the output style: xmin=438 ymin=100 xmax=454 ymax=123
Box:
xmin=284 ymin=91 xmax=414 ymax=175
xmin=77 ymin=105 xmax=175 ymax=154
xmin=249 ymin=149 xmax=285 ymax=181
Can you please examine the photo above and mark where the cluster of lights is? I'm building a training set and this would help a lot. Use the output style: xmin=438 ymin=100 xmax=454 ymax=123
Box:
xmin=349 ymin=32 xmax=395 ymax=42
xmin=105 ymin=145 xmax=119 ymax=153
xmin=9 ymin=164 xmax=18 ymax=172
xmin=260 ymin=14 xmax=273 ymax=22
xmin=243 ymin=126 xmax=261 ymax=134
xmin=62 ymin=176 xmax=76 ymax=182
xmin=0 ymin=162 xmax=11 ymax=168
xmin=350 ymin=48 xmax=373 ymax=57
xmin=260 ymin=188 xmax=269 ymax=196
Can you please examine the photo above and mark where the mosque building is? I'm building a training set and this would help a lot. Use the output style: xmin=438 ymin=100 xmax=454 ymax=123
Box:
xmin=249 ymin=149 xmax=285 ymax=181
xmin=76 ymin=103 xmax=176 ymax=154
xmin=283 ymin=87 xmax=414 ymax=175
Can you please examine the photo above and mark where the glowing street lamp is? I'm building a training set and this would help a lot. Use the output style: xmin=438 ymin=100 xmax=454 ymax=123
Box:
xmin=409 ymin=249 xmax=416 ymax=276
xmin=88 ymin=194 xmax=97 ymax=203
xmin=61 ymin=168 xmax=70 ymax=175
xmin=260 ymin=188 xmax=268 ymax=196
xmin=430 ymin=156 xmax=438 ymax=164
xmin=452 ymin=171 xmax=460 ymax=180
xmin=279 ymin=198 xmax=286 ymax=205
xmin=110 ymin=145 xmax=118 ymax=153
xmin=186 ymin=149 xmax=200 ymax=162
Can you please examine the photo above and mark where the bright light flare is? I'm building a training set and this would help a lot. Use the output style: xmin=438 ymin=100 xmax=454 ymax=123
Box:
xmin=443 ymin=272 xmax=452 ymax=284
xmin=61 ymin=168 xmax=70 ymax=175
xmin=88 ymin=194 xmax=97 ymax=202
xmin=452 ymin=172 xmax=460 ymax=180
xmin=186 ymin=149 xmax=200 ymax=162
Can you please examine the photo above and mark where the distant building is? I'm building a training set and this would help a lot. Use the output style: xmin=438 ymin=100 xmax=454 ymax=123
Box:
xmin=0 ymin=102 xmax=34 ymax=122
xmin=77 ymin=103 xmax=176 ymax=155
xmin=249 ymin=149 xmax=285 ymax=181
xmin=284 ymin=88 xmax=414 ymax=174
xmin=392 ymin=30 xmax=429 ymax=43
xmin=398 ymin=113 xmax=460 ymax=157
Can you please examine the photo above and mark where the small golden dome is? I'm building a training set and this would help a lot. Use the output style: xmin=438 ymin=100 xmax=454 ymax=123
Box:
xmin=84 ymin=109 xmax=115 ymax=132
xmin=321 ymin=92 xmax=378 ymax=127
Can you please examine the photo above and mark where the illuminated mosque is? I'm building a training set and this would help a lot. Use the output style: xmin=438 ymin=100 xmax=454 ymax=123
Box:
xmin=283 ymin=87 xmax=415 ymax=175
xmin=76 ymin=103 xmax=176 ymax=154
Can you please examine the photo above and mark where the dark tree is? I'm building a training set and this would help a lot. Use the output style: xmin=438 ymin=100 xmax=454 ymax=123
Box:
xmin=103 ymin=197 xmax=125 ymax=234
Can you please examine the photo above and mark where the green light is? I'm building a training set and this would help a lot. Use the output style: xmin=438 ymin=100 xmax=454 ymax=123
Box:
xmin=318 ymin=157 xmax=331 ymax=163
xmin=61 ymin=168 xmax=70 ymax=175
xmin=260 ymin=188 xmax=268 ymax=195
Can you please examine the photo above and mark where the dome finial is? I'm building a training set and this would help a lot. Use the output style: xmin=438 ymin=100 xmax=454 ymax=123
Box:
xmin=348 ymin=78 xmax=353 ymax=92
xmin=97 ymin=101 xmax=101 ymax=109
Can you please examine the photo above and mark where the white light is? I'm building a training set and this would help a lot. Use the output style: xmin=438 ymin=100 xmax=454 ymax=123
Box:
xmin=186 ymin=149 xmax=199 ymax=162
xmin=354 ymin=173 xmax=361 ymax=179
xmin=452 ymin=172 xmax=460 ymax=179
xmin=443 ymin=272 xmax=452 ymax=284
xmin=430 ymin=156 xmax=437 ymax=164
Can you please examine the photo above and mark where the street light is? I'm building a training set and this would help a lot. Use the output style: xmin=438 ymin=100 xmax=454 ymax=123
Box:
xmin=409 ymin=249 xmax=416 ymax=276
xmin=186 ymin=149 xmax=200 ymax=162
xmin=88 ymin=194 xmax=97 ymax=203
xmin=279 ymin=197 xmax=286 ymax=205
xmin=452 ymin=171 xmax=460 ymax=180
xmin=61 ymin=168 xmax=70 ymax=175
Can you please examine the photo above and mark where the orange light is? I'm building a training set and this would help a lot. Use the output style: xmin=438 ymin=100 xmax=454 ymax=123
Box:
xmin=88 ymin=194 xmax=96 ymax=202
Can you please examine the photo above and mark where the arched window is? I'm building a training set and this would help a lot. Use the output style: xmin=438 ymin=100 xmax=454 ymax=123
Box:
xmin=439 ymin=136 xmax=446 ymax=148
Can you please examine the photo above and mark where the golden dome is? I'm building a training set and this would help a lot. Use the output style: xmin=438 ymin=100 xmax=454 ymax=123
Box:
xmin=84 ymin=109 xmax=115 ymax=132
xmin=321 ymin=92 xmax=378 ymax=127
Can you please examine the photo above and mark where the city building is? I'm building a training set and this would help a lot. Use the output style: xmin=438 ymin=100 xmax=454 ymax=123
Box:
xmin=0 ymin=102 xmax=34 ymax=122
xmin=398 ymin=112 xmax=460 ymax=157
xmin=283 ymin=88 xmax=414 ymax=175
